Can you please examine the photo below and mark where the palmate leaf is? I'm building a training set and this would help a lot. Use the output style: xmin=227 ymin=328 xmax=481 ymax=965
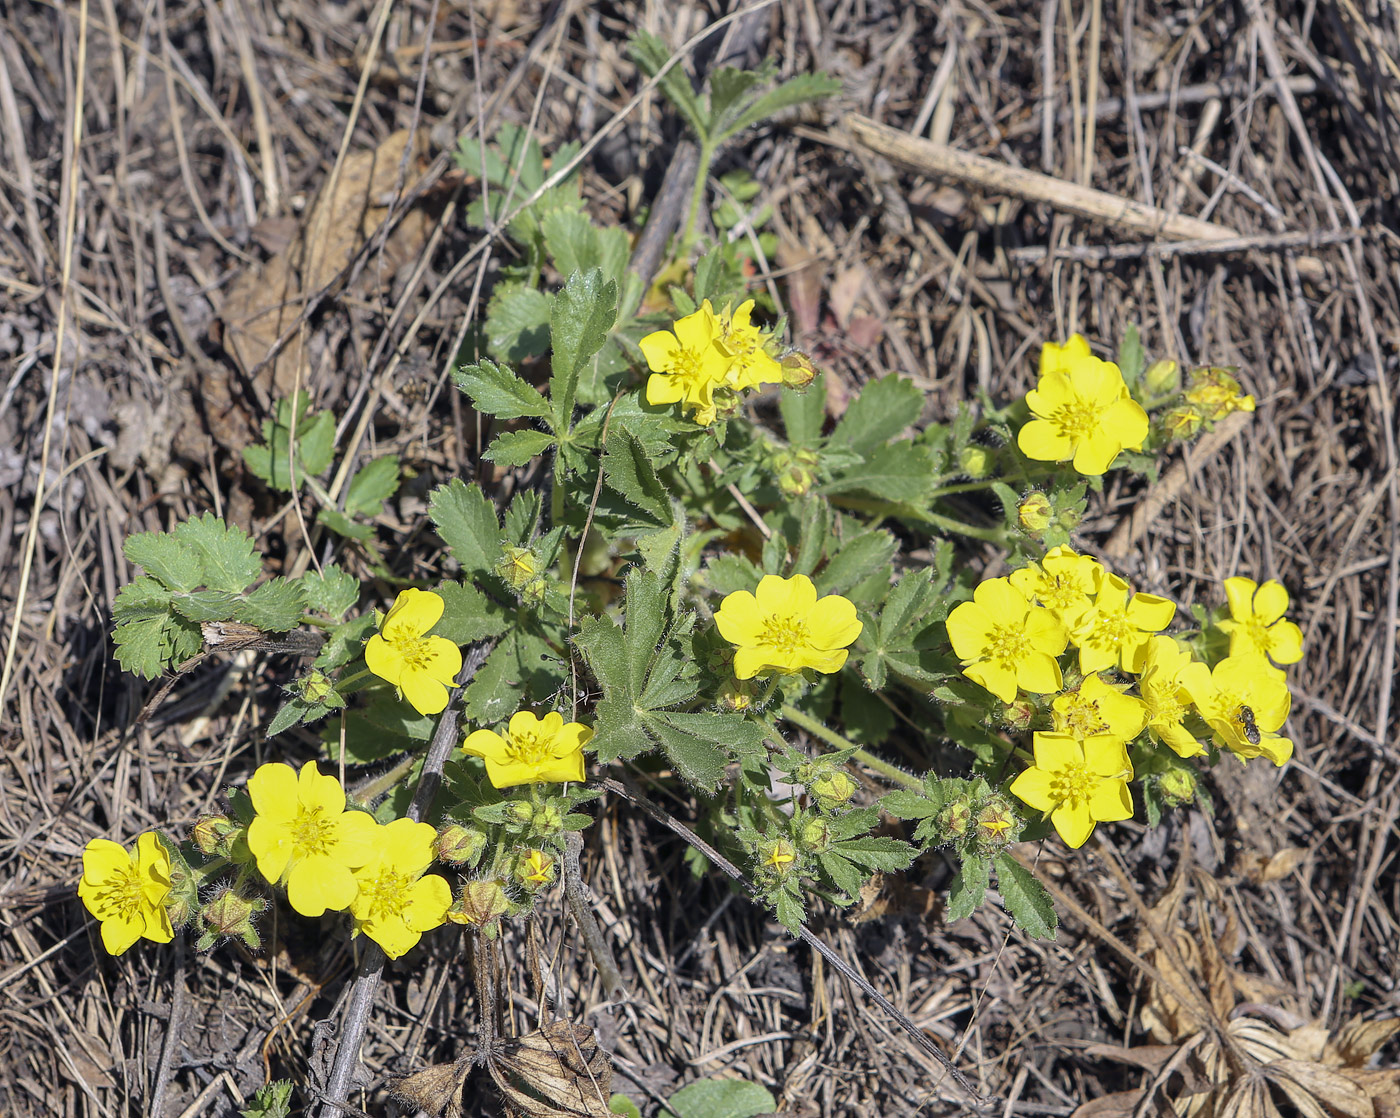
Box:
xmin=344 ymin=455 xmax=400 ymax=518
xmin=233 ymin=578 xmax=307 ymax=633
xmin=172 ymin=513 xmax=262 ymax=594
xmin=485 ymin=428 xmax=557 ymax=468
xmin=829 ymin=374 xmax=923 ymax=458
xmin=428 ymin=479 xmax=505 ymax=580
xmin=124 ymin=532 xmax=203 ymax=594
xmin=945 ymin=852 xmax=991 ymax=923
xmin=485 ymin=284 xmax=552 ymax=364
xmin=629 ymin=31 xmax=708 ymax=140
xmin=715 ymin=71 xmax=842 ymax=144
xmin=300 ymin=564 xmax=360 ymax=620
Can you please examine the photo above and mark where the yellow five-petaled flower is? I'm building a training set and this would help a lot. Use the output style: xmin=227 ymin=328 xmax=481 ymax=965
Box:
xmin=1017 ymin=335 xmax=1149 ymax=476
xmin=1010 ymin=732 xmax=1135 ymax=848
xmin=714 ymin=574 xmax=862 ymax=680
xmin=246 ymin=761 xmax=381 ymax=917
xmin=463 ymin=710 xmax=591 ymax=789
xmin=1218 ymin=577 xmax=1304 ymax=665
xmin=349 ymin=818 xmax=452 ymax=960
xmin=945 ymin=577 xmax=1068 ymax=703
xmin=365 ymin=588 xmax=463 ymax=715
xmin=78 ymin=832 xmax=175 ymax=956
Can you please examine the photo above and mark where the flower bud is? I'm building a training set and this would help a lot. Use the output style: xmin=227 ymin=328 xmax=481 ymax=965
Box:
xmin=196 ymin=886 xmax=263 ymax=952
xmin=938 ymin=797 xmax=974 ymax=841
xmin=515 ymin=848 xmax=555 ymax=888
xmin=497 ymin=546 xmax=541 ymax=591
xmin=1163 ymin=406 xmax=1204 ymax=442
xmin=959 ymin=445 xmax=992 ymax=478
xmin=532 ymin=802 xmax=564 ymax=837
xmin=436 ymin=824 xmax=487 ymax=867
xmin=780 ymin=352 xmax=817 ymax=391
xmin=300 ymin=668 xmax=339 ymax=706
xmin=1143 ymin=358 xmax=1180 ymax=398
xmin=1157 ymin=767 xmax=1198 ymax=806
xmin=974 ymin=797 xmax=1018 ymax=851
xmin=810 ymin=770 xmax=856 ymax=810
xmin=760 ymin=839 xmax=798 ymax=875
xmin=191 ymin=814 xmax=240 ymax=858
xmin=1002 ymin=698 xmax=1035 ymax=734
xmin=775 ymin=447 xmax=821 ymax=498
xmin=506 ymin=800 xmax=535 ymax=825
xmin=447 ymin=878 xmax=512 ymax=931
xmin=797 ymin=817 xmax=832 ymax=854
xmin=1018 ymin=491 xmax=1053 ymax=534
xmin=718 ymin=679 xmax=754 ymax=711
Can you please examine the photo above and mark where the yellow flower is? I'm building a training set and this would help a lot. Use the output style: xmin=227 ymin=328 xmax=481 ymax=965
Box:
xmin=1010 ymin=732 xmax=1134 ymax=848
xmin=1009 ymin=545 xmax=1104 ymax=626
xmin=945 ymin=577 xmax=1068 ymax=702
xmin=246 ymin=761 xmax=381 ymax=917
xmin=364 ymin=588 xmax=463 ymax=715
xmin=762 ymin=839 xmax=798 ymax=871
xmin=716 ymin=300 xmax=783 ymax=390
xmin=78 ymin=833 xmax=174 ymax=956
xmin=1052 ymin=674 xmax=1148 ymax=742
xmin=714 ymin=574 xmax=862 ymax=679
xmin=349 ymin=818 xmax=452 ymax=960
xmin=462 ymin=710 xmax=591 ymax=788
xmin=640 ymin=301 xmax=734 ymax=425
xmin=1179 ymin=653 xmax=1293 ymax=765
xmin=1185 ymin=366 xmax=1255 ymax=421
xmin=1218 ymin=577 xmax=1304 ymax=665
xmin=1137 ymin=635 xmax=1203 ymax=757
xmin=1018 ymin=339 xmax=1149 ymax=475
xmin=1069 ymin=572 xmax=1176 ymax=674
xmin=517 ymin=848 xmax=555 ymax=886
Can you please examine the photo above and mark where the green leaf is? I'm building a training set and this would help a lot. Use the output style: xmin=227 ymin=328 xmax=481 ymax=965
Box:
xmin=112 ymin=575 xmax=173 ymax=625
xmin=172 ymin=513 xmax=262 ymax=594
xmin=707 ymin=66 xmax=768 ymax=131
xmin=542 ymin=208 xmax=604 ymax=280
xmin=550 ymin=269 xmax=618 ymax=433
xmin=773 ymin=885 xmax=805 ymax=934
xmin=609 ymin=1094 xmax=642 ymax=1118
xmin=267 ymin=697 xmax=314 ymax=738
xmin=336 ymin=694 xmax=436 ymax=763
xmin=240 ymin=1079 xmax=294 ymax=1118
xmin=603 ymin=429 xmax=671 ymax=525
xmin=433 ymin=581 xmax=509 ymax=645
xmin=663 ymin=1078 xmax=776 ymax=1118
xmin=462 ymin=637 xmax=525 ymax=725
xmin=819 ymin=529 xmax=895 ymax=596
xmin=316 ymin=508 xmax=375 ymax=543
xmin=703 ymin=552 xmax=763 ymax=596
xmin=717 ymin=71 xmax=843 ymax=143
xmin=830 ymin=375 xmax=923 ymax=458
xmin=830 ymin=834 xmax=914 ymax=871
xmin=821 ymin=442 xmax=936 ymax=503
xmin=1118 ymin=323 xmax=1145 ymax=393
xmin=780 ymin=372 xmax=826 ymax=448
xmin=112 ymin=617 xmax=171 ymax=680
xmin=297 ymin=409 xmax=337 ymax=476
xmin=945 ymin=853 xmax=990 ymax=923
xmin=645 ymin=716 xmax=729 ymax=789
xmin=345 ymin=455 xmax=400 ymax=518
xmin=693 ymin=247 xmax=724 ymax=305
xmin=124 ymin=532 xmax=204 ymax=593
xmin=170 ymin=590 xmax=239 ymax=623
xmin=453 ymin=358 xmax=552 ymax=422
xmin=234 ymin=578 xmax=307 ymax=632
xmin=300 ymin=565 xmax=360 ymax=620
xmin=486 ymin=428 xmax=557 ymax=467
xmin=485 ymin=284 xmax=553 ymax=364
xmin=994 ymin=852 xmax=1058 ymax=939
xmin=429 ymin=479 xmax=504 ymax=579
xmin=314 ymin=613 xmax=376 ymax=671
xmin=816 ymin=850 xmax=867 ymax=899
xmin=629 ymin=31 xmax=708 ymax=140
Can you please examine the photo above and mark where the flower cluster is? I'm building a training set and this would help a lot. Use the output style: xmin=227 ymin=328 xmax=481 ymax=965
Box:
xmin=1017 ymin=335 xmax=1149 ymax=476
xmin=949 ymin=550 xmax=1303 ymax=848
xmin=640 ymin=299 xmax=785 ymax=425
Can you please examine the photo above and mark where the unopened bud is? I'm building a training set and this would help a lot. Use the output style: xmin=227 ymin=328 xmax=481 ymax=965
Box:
xmin=436 ymin=824 xmax=487 ymax=867
xmin=497 ymin=546 xmax=541 ymax=591
xmin=515 ymin=848 xmax=555 ymax=888
xmin=810 ymin=770 xmax=855 ymax=810
xmin=1018 ymin=492 xmax=1052 ymax=534
xmin=780 ymin=352 xmax=817 ymax=390
xmin=938 ymin=797 xmax=974 ymax=840
xmin=447 ymin=878 xmax=512 ymax=930
xmin=506 ymin=800 xmax=535 ymax=825
xmin=718 ymin=679 xmax=754 ymax=711
xmin=196 ymin=887 xmax=263 ymax=952
xmin=1002 ymin=699 xmax=1035 ymax=734
xmin=1157 ymin=767 xmax=1198 ymax=806
xmin=301 ymin=668 xmax=340 ymax=707
xmin=974 ymin=797 xmax=1018 ymax=850
xmin=760 ymin=839 xmax=798 ymax=875
xmin=191 ymin=814 xmax=239 ymax=857
xmin=797 ymin=817 xmax=832 ymax=853
xmin=532 ymin=803 xmax=564 ymax=836
xmin=1143 ymin=358 xmax=1180 ymax=398
xmin=959 ymin=445 xmax=992 ymax=478
xmin=1163 ymin=406 xmax=1204 ymax=442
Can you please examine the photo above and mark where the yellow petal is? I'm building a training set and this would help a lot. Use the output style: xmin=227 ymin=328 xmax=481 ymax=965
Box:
xmin=806 ymin=595 xmax=862 ymax=649
xmin=1026 ymin=369 xmax=1074 ymax=415
xmin=645 ymin=372 xmax=686 ymax=406
xmin=297 ymin=760 xmax=347 ymax=816
xmin=1052 ymin=801 xmax=1095 ymax=848
xmin=945 ymin=601 xmax=995 ymax=659
xmin=99 ymin=914 xmax=144 ymax=956
xmin=1015 ymin=651 xmax=1063 ymax=695
xmin=382 ymin=587 xmax=443 ymax=641
xmin=964 ymin=660 xmax=1017 ymax=702
xmin=1088 ymin=779 xmax=1134 ymax=822
xmin=247 ymin=762 xmax=300 ymax=823
xmin=638 ymin=330 xmax=681 ymax=372
xmin=463 ymin=728 xmax=508 ymax=761
xmin=1222 ymin=577 xmax=1259 ymax=621
xmin=364 ymin=632 xmax=402 ymax=687
xmin=81 ymin=838 xmax=132 ymax=884
xmin=1017 ymin=418 xmax=1073 ymax=463
xmin=1070 ymin=430 xmax=1122 ymax=476
xmin=1032 ymin=732 xmax=1084 ymax=772
xmin=1009 ymin=767 xmax=1056 ymax=812
xmin=286 ymin=856 xmax=357 ymax=917
xmin=1267 ymin=620 xmax=1304 ymax=664
xmin=400 ymin=668 xmax=449 ymax=715
xmin=1252 ymin=580 xmax=1291 ymax=625
xmin=1125 ymin=593 xmax=1176 ymax=632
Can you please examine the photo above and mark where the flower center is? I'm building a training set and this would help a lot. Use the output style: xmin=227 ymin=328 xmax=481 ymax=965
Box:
xmin=291 ymin=805 xmax=336 ymax=856
xmin=505 ymin=729 xmax=554 ymax=767
xmin=393 ymin=635 xmax=434 ymax=671
xmin=1058 ymin=694 xmax=1104 ymax=737
xmin=669 ymin=344 xmax=710 ymax=389
xmin=760 ymin=613 xmax=810 ymax=653
xmin=1083 ymin=609 xmax=1130 ymax=650
xmin=1243 ymin=617 xmax=1270 ymax=652
xmin=984 ymin=622 xmax=1032 ymax=668
xmin=1043 ymin=576 xmax=1085 ymax=611
xmin=91 ymin=863 xmax=145 ymax=921
xmin=360 ymin=866 xmax=413 ymax=920
xmin=1051 ymin=395 xmax=1103 ymax=441
xmin=1047 ymin=760 xmax=1095 ymax=807
xmin=1145 ymin=682 xmax=1186 ymax=724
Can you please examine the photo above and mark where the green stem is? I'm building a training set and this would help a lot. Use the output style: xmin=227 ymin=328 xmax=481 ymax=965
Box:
xmin=922 ymin=511 xmax=1008 ymax=543
xmin=680 ymin=140 xmax=716 ymax=257
xmin=779 ymin=703 xmax=921 ymax=790
xmin=335 ymin=668 xmax=373 ymax=691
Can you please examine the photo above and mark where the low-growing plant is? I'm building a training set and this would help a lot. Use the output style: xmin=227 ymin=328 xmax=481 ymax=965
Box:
xmin=86 ymin=35 xmax=1299 ymax=1115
